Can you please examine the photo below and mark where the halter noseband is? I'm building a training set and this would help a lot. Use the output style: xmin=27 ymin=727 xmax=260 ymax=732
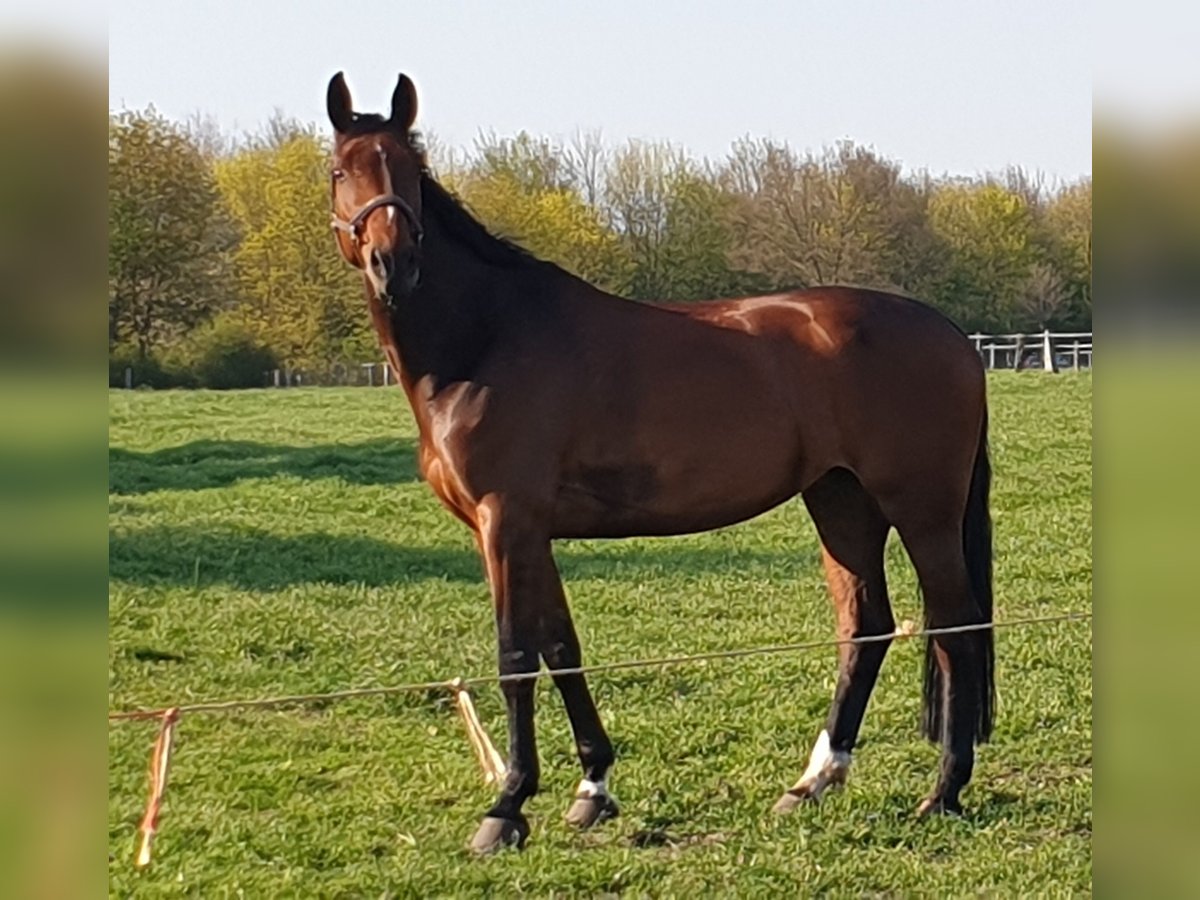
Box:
xmin=330 ymin=194 xmax=423 ymax=246
xmin=329 ymin=143 xmax=424 ymax=248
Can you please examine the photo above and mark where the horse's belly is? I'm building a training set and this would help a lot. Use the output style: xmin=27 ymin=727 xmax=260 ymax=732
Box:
xmin=551 ymin=423 xmax=804 ymax=539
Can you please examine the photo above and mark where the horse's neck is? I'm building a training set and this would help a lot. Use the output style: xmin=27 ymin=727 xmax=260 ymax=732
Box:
xmin=371 ymin=219 xmax=505 ymax=405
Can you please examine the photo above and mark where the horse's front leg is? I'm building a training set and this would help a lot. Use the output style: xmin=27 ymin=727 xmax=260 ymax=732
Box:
xmin=467 ymin=499 xmax=548 ymax=855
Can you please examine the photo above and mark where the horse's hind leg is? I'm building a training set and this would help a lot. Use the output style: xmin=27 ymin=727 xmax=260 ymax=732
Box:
xmin=774 ymin=469 xmax=893 ymax=813
xmin=893 ymin=517 xmax=990 ymax=816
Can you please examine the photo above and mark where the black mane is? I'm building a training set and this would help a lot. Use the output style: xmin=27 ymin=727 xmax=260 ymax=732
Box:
xmin=419 ymin=174 xmax=544 ymax=271
xmin=340 ymin=122 xmax=547 ymax=271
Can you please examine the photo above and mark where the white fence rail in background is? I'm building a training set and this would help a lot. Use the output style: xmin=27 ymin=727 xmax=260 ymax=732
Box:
xmin=970 ymin=330 xmax=1092 ymax=372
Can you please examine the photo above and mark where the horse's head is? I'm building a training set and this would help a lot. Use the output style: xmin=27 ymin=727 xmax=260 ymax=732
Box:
xmin=327 ymin=72 xmax=424 ymax=304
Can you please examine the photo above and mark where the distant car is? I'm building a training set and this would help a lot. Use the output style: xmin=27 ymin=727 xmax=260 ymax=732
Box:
xmin=1018 ymin=351 xmax=1086 ymax=370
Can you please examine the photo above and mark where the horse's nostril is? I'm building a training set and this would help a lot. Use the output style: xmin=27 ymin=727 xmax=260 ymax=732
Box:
xmin=370 ymin=248 xmax=392 ymax=278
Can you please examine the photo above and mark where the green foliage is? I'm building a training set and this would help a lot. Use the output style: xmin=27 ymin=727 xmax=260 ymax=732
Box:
xmin=179 ymin=316 xmax=279 ymax=390
xmin=108 ymin=108 xmax=233 ymax=356
xmin=927 ymin=182 xmax=1038 ymax=330
xmin=110 ymin=323 xmax=277 ymax=390
xmin=604 ymin=142 xmax=750 ymax=300
xmin=214 ymin=132 xmax=371 ymax=371
xmin=1045 ymin=179 xmax=1092 ymax=320
xmin=108 ymin=344 xmax=188 ymax=390
xmin=108 ymin=375 xmax=1091 ymax=894
xmin=451 ymin=169 xmax=632 ymax=293
xmin=472 ymin=130 xmax=575 ymax=193
xmin=659 ymin=170 xmax=747 ymax=300
xmin=107 ymin=110 xmax=1092 ymax=384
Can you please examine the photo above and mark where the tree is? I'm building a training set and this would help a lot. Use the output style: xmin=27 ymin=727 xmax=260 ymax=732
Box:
xmin=722 ymin=139 xmax=923 ymax=293
xmin=108 ymin=108 xmax=233 ymax=357
xmin=563 ymin=130 xmax=609 ymax=211
xmin=184 ymin=111 xmax=233 ymax=160
xmin=603 ymin=141 xmax=681 ymax=297
xmin=603 ymin=141 xmax=747 ymax=300
xmin=472 ymin=131 xmax=573 ymax=193
xmin=926 ymin=181 xmax=1037 ymax=330
xmin=657 ymin=168 xmax=748 ymax=300
xmin=1019 ymin=261 xmax=1072 ymax=329
xmin=1044 ymin=178 xmax=1092 ymax=325
xmin=214 ymin=133 xmax=371 ymax=370
xmin=437 ymin=132 xmax=628 ymax=293
xmin=450 ymin=168 xmax=631 ymax=293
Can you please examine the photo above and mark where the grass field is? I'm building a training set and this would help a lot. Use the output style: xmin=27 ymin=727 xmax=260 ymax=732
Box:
xmin=108 ymin=373 xmax=1092 ymax=896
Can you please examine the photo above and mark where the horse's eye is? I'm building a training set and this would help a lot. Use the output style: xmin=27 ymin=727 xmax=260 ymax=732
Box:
xmin=332 ymin=168 xmax=346 ymax=181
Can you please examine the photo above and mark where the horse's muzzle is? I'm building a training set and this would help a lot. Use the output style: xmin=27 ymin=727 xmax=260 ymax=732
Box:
xmin=369 ymin=246 xmax=420 ymax=303
xmin=384 ymin=265 xmax=420 ymax=304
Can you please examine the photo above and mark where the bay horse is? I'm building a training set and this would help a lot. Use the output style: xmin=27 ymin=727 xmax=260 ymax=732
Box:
xmin=325 ymin=72 xmax=995 ymax=854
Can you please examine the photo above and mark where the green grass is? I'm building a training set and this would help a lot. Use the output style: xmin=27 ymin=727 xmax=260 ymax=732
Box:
xmin=108 ymin=373 xmax=1092 ymax=897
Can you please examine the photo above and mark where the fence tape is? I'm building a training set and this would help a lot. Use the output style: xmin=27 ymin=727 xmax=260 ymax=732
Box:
xmin=110 ymin=610 xmax=1090 ymax=866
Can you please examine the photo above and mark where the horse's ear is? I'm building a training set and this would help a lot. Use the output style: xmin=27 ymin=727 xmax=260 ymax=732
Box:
xmin=327 ymin=72 xmax=354 ymax=134
xmin=389 ymin=74 xmax=418 ymax=131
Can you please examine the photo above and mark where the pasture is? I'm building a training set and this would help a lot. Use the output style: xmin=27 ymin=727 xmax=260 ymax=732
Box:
xmin=108 ymin=373 xmax=1091 ymax=896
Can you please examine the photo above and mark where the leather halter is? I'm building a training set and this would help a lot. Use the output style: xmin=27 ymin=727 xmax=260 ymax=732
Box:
xmin=329 ymin=144 xmax=424 ymax=247
xmin=330 ymin=194 xmax=422 ymax=245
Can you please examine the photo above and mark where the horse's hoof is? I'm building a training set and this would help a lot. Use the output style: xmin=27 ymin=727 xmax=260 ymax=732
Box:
xmin=565 ymin=793 xmax=620 ymax=829
xmin=916 ymin=796 xmax=963 ymax=818
xmin=468 ymin=815 xmax=529 ymax=855
xmin=771 ymin=788 xmax=816 ymax=815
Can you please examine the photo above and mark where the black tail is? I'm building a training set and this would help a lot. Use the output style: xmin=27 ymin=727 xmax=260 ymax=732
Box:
xmin=921 ymin=410 xmax=996 ymax=744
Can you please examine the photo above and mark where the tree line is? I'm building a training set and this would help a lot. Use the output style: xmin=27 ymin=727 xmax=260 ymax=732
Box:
xmin=109 ymin=108 xmax=1091 ymax=387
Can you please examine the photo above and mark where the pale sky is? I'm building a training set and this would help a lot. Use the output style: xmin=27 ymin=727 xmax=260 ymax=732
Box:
xmin=107 ymin=0 xmax=1094 ymax=180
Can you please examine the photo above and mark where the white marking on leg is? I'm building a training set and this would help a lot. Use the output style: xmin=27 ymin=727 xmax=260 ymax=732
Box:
xmin=577 ymin=777 xmax=607 ymax=798
xmin=790 ymin=729 xmax=852 ymax=799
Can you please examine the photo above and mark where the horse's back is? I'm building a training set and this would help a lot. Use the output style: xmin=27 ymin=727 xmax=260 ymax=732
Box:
xmin=695 ymin=286 xmax=986 ymax=509
xmin=677 ymin=286 xmax=984 ymax=414
xmin=677 ymin=287 xmax=976 ymax=366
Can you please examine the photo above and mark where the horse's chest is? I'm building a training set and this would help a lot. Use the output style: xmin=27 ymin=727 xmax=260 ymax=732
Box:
xmin=415 ymin=389 xmax=490 ymax=528
xmin=419 ymin=441 xmax=478 ymax=527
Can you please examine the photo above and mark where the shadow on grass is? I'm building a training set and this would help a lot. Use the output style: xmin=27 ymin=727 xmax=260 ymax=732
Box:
xmin=109 ymin=525 xmax=481 ymax=590
xmin=968 ymin=789 xmax=1090 ymax=831
xmin=109 ymin=438 xmax=420 ymax=495
xmin=109 ymin=525 xmax=807 ymax=590
xmin=861 ymin=788 xmax=1082 ymax=835
xmin=557 ymin=544 xmax=814 ymax=582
